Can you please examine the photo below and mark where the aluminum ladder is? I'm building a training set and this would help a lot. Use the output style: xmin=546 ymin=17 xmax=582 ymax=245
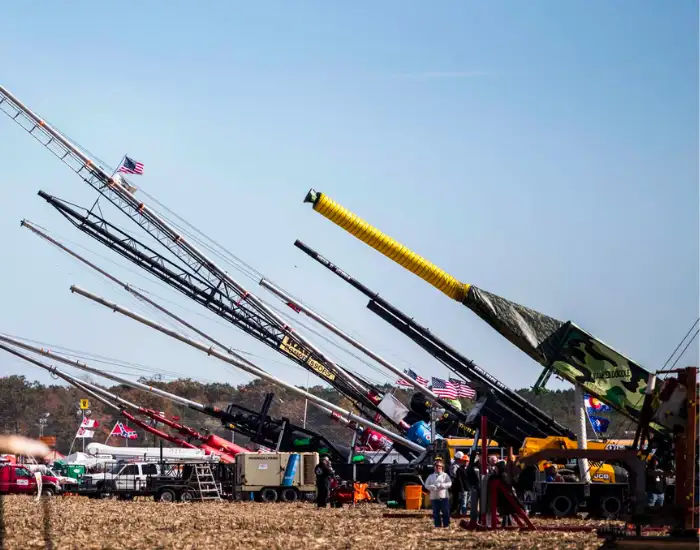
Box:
xmin=193 ymin=464 xmax=221 ymax=501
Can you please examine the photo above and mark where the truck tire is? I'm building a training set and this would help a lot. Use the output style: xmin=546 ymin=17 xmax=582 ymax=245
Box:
xmin=260 ymin=487 xmax=278 ymax=503
xmin=599 ymin=495 xmax=622 ymax=519
xmin=42 ymin=487 xmax=55 ymax=497
xmin=180 ymin=490 xmax=195 ymax=503
xmin=375 ymin=488 xmax=390 ymax=504
xmin=157 ymin=488 xmax=178 ymax=503
xmin=549 ymin=494 xmax=578 ymax=517
xmin=97 ymin=481 xmax=115 ymax=498
xmin=280 ymin=488 xmax=298 ymax=502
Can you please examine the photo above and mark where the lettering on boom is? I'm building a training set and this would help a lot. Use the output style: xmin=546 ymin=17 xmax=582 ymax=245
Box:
xmin=279 ymin=335 xmax=336 ymax=381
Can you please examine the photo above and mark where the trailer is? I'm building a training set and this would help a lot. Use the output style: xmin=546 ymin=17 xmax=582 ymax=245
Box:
xmin=234 ymin=452 xmax=318 ymax=503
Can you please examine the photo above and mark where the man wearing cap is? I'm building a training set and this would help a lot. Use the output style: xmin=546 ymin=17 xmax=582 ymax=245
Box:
xmin=453 ymin=453 xmax=471 ymax=517
xmin=425 ymin=459 xmax=452 ymax=528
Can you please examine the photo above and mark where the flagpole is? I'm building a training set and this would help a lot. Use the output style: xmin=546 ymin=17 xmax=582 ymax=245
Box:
xmin=105 ymin=421 xmax=116 ymax=445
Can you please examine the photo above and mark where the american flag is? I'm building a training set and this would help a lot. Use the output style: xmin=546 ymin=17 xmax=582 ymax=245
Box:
xmin=397 ymin=368 xmax=429 ymax=387
xmin=117 ymin=155 xmax=144 ymax=175
xmin=431 ymin=377 xmax=458 ymax=400
xmin=450 ymin=378 xmax=476 ymax=399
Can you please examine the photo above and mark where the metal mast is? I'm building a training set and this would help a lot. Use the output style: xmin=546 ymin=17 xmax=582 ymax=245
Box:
xmin=0 ymin=334 xmax=349 ymax=460
xmin=294 ymin=240 xmax=576 ymax=446
xmin=67 ymin=285 xmax=425 ymax=454
xmin=0 ymin=85 xmax=390 ymax=423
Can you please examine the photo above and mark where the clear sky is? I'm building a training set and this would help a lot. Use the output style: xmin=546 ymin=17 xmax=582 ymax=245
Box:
xmin=0 ymin=2 xmax=697 ymax=398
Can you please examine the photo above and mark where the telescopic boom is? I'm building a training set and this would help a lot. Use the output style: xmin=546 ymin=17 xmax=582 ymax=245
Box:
xmin=303 ymin=189 xmax=656 ymax=426
xmin=294 ymin=240 xmax=576 ymax=446
xmin=67 ymin=285 xmax=425 ymax=454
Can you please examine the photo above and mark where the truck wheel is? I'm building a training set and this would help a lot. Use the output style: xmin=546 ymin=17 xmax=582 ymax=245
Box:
xmin=599 ymin=495 xmax=622 ymax=519
xmin=280 ymin=488 xmax=298 ymax=502
xmin=97 ymin=481 xmax=115 ymax=498
xmin=260 ymin=488 xmax=278 ymax=503
xmin=180 ymin=490 xmax=195 ymax=503
xmin=375 ymin=488 xmax=390 ymax=504
xmin=549 ymin=494 xmax=577 ymax=517
xmin=42 ymin=487 xmax=55 ymax=497
xmin=158 ymin=489 xmax=177 ymax=503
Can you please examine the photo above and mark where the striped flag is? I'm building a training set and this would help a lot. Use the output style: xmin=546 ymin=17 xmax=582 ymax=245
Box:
xmin=397 ymin=369 xmax=428 ymax=387
xmin=117 ymin=155 xmax=144 ymax=175
xmin=449 ymin=378 xmax=476 ymax=399
xmin=431 ymin=377 xmax=458 ymax=399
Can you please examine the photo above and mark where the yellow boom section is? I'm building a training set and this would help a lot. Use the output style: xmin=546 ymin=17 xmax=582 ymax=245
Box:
xmin=305 ymin=189 xmax=470 ymax=302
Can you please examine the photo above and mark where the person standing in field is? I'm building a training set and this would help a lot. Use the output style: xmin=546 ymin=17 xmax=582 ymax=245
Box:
xmin=425 ymin=459 xmax=452 ymax=528
xmin=646 ymin=456 xmax=666 ymax=509
xmin=453 ymin=454 xmax=471 ymax=517
xmin=466 ymin=453 xmax=481 ymax=526
xmin=314 ymin=455 xmax=334 ymax=508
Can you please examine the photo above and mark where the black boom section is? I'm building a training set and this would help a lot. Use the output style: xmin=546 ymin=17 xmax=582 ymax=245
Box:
xmin=39 ymin=192 xmax=383 ymax=420
xmin=295 ymin=240 xmax=575 ymax=447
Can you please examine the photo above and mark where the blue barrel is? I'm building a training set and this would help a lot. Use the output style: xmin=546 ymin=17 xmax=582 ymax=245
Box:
xmin=282 ymin=454 xmax=300 ymax=486
xmin=407 ymin=421 xmax=431 ymax=446
xmin=406 ymin=421 xmax=444 ymax=446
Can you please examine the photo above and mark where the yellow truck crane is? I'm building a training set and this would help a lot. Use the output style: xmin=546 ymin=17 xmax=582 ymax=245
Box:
xmin=518 ymin=436 xmax=632 ymax=517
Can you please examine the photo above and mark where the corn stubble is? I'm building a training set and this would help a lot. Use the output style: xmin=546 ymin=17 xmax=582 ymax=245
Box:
xmin=1 ymin=496 xmax=613 ymax=549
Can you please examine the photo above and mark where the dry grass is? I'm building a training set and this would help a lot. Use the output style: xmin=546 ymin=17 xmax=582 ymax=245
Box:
xmin=0 ymin=495 xmax=615 ymax=550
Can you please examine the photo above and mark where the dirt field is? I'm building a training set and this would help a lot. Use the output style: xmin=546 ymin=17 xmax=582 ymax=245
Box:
xmin=0 ymin=496 xmax=614 ymax=550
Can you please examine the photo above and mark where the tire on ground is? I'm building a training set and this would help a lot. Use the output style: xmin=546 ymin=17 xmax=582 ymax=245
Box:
xmin=158 ymin=488 xmax=178 ymax=503
xmin=280 ymin=487 xmax=298 ymax=502
xmin=549 ymin=493 xmax=578 ymax=517
xmin=260 ymin=487 xmax=278 ymax=503
xmin=180 ymin=489 xmax=195 ymax=502
xmin=375 ymin=488 xmax=390 ymax=504
xmin=598 ymin=495 xmax=622 ymax=519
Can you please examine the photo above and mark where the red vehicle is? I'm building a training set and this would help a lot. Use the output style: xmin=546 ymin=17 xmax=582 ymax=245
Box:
xmin=0 ymin=463 xmax=62 ymax=496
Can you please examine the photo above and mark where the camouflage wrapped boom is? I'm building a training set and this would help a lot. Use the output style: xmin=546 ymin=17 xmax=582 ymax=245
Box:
xmin=304 ymin=189 xmax=656 ymax=428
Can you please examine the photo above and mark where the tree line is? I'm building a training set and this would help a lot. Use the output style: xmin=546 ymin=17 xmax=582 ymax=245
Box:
xmin=0 ymin=375 xmax=626 ymax=454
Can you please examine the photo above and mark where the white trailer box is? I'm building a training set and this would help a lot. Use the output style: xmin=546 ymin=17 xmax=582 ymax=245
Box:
xmin=236 ymin=452 xmax=318 ymax=502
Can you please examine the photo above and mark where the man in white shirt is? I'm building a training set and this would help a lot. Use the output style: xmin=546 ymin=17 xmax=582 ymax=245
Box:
xmin=424 ymin=459 xmax=452 ymax=528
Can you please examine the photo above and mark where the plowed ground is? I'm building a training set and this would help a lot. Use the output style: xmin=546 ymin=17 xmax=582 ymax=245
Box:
xmin=0 ymin=495 xmax=616 ymax=549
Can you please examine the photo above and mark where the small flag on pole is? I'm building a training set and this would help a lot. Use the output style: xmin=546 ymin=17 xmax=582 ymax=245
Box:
xmin=431 ymin=377 xmax=458 ymax=399
xmin=449 ymin=378 xmax=476 ymax=399
xmin=588 ymin=415 xmax=610 ymax=433
xmin=584 ymin=394 xmax=612 ymax=412
xmin=117 ymin=156 xmax=144 ymax=175
xmin=75 ymin=417 xmax=99 ymax=438
xmin=397 ymin=368 xmax=428 ymax=387
xmin=109 ymin=421 xmax=138 ymax=440
xmin=75 ymin=427 xmax=94 ymax=439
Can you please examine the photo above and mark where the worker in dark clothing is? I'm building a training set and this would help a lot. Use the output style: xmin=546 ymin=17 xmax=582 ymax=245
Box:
xmin=490 ymin=460 xmax=518 ymax=527
xmin=314 ymin=455 xmax=334 ymax=508
xmin=466 ymin=453 xmax=481 ymax=526
xmin=453 ymin=454 xmax=471 ymax=516
xmin=646 ymin=456 xmax=666 ymax=509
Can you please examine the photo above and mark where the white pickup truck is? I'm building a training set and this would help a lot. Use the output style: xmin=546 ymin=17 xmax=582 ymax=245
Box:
xmin=82 ymin=462 xmax=163 ymax=498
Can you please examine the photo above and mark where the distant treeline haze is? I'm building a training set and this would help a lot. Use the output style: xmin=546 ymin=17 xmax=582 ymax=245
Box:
xmin=0 ymin=376 xmax=628 ymax=454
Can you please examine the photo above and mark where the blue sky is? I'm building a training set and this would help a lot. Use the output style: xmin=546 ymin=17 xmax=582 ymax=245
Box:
xmin=0 ymin=2 xmax=697 ymax=398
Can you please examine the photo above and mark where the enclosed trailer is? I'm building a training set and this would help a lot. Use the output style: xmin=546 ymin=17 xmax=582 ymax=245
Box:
xmin=235 ymin=452 xmax=318 ymax=502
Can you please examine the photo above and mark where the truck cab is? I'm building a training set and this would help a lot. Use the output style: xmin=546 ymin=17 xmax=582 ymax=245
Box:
xmin=519 ymin=436 xmax=630 ymax=518
xmin=0 ymin=464 xmax=62 ymax=496
xmin=83 ymin=462 xmax=161 ymax=497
